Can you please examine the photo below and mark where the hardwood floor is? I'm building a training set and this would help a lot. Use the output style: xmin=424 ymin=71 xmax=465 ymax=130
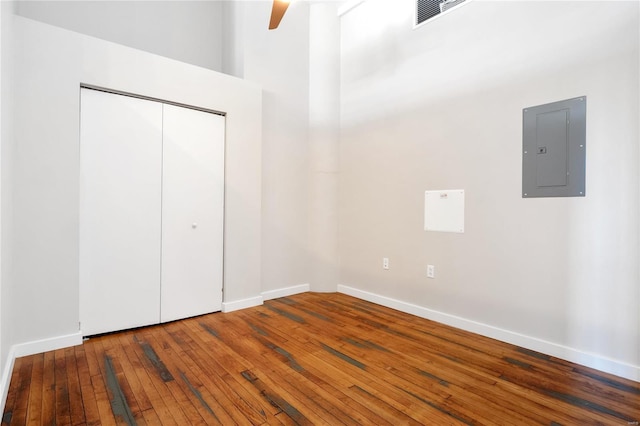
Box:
xmin=2 ymin=292 xmax=639 ymax=425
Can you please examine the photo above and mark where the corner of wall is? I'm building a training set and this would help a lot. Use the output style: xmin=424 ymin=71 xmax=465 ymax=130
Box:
xmin=0 ymin=0 xmax=16 ymax=402
xmin=222 ymin=283 xmax=312 ymax=313
xmin=262 ymin=283 xmax=310 ymax=301
xmin=0 ymin=332 xmax=82 ymax=415
xmin=220 ymin=0 xmax=244 ymax=78
xmin=0 ymin=345 xmax=15 ymax=417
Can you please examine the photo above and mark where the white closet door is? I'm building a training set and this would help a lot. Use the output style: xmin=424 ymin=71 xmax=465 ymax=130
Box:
xmin=161 ymin=104 xmax=224 ymax=322
xmin=80 ymin=89 xmax=163 ymax=336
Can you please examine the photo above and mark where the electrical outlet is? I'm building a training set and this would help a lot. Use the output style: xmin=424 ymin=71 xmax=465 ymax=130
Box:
xmin=427 ymin=264 xmax=435 ymax=278
xmin=382 ymin=257 xmax=389 ymax=270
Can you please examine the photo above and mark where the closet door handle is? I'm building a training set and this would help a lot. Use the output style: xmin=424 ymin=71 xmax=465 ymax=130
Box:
xmin=192 ymin=223 xmax=198 ymax=229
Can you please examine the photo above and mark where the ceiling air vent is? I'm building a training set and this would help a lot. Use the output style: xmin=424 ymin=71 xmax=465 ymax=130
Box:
xmin=416 ymin=0 xmax=468 ymax=26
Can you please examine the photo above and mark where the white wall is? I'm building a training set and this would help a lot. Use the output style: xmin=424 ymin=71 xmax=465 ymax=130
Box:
xmin=231 ymin=2 xmax=344 ymax=295
xmin=0 ymin=0 xmax=4 ymax=373
xmin=0 ymin=0 xmax=16 ymax=411
xmin=339 ymin=0 xmax=639 ymax=380
xmin=228 ymin=1 xmax=313 ymax=295
xmin=221 ymin=1 xmax=244 ymax=78
xmin=9 ymin=15 xmax=262 ymax=348
xmin=0 ymin=1 xmax=15 ymax=411
xmin=13 ymin=0 xmax=323 ymax=302
xmin=308 ymin=3 xmax=341 ymax=292
xmin=16 ymin=1 xmax=224 ymax=72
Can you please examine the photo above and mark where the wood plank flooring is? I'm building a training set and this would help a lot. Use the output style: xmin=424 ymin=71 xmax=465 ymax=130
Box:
xmin=2 ymin=292 xmax=639 ymax=425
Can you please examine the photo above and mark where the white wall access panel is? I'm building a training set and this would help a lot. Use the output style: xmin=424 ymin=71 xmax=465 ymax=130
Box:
xmin=79 ymin=88 xmax=163 ymax=336
xmin=161 ymin=104 xmax=224 ymax=322
xmin=424 ymin=190 xmax=465 ymax=233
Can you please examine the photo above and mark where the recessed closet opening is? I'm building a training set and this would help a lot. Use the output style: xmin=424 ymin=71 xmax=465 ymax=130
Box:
xmin=79 ymin=87 xmax=225 ymax=336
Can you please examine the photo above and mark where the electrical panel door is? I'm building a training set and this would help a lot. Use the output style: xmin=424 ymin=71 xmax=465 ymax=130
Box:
xmin=522 ymin=97 xmax=586 ymax=198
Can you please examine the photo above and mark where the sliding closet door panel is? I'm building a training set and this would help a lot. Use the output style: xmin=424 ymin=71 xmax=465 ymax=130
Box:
xmin=161 ymin=105 xmax=225 ymax=322
xmin=80 ymin=89 xmax=163 ymax=336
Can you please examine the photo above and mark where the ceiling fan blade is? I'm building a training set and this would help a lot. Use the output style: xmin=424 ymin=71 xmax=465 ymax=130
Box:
xmin=269 ymin=0 xmax=291 ymax=30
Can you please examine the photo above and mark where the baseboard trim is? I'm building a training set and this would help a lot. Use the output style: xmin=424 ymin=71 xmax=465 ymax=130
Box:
xmin=13 ymin=332 xmax=83 ymax=358
xmin=1 ymin=331 xmax=83 ymax=414
xmin=222 ymin=284 xmax=311 ymax=313
xmin=338 ymin=284 xmax=639 ymax=382
xmin=222 ymin=295 xmax=263 ymax=313
xmin=262 ymin=284 xmax=310 ymax=301
xmin=0 ymin=346 xmax=16 ymax=417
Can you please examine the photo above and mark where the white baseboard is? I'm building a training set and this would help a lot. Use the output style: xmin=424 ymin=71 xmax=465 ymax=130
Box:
xmin=222 ymin=284 xmax=311 ymax=313
xmin=1 ymin=331 xmax=83 ymax=415
xmin=222 ymin=295 xmax=263 ymax=313
xmin=12 ymin=332 xmax=83 ymax=358
xmin=262 ymin=284 xmax=310 ymax=301
xmin=0 ymin=346 xmax=16 ymax=417
xmin=338 ymin=284 xmax=639 ymax=382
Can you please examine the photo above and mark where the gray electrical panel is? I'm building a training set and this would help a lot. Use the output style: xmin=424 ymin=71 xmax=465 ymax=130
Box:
xmin=522 ymin=96 xmax=586 ymax=198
